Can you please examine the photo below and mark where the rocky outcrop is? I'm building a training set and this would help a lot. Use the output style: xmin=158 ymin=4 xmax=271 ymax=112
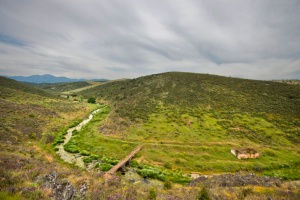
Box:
xmin=43 ymin=171 xmax=88 ymax=200
xmin=231 ymin=148 xmax=259 ymax=159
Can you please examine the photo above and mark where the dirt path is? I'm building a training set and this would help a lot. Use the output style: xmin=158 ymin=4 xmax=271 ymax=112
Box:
xmin=62 ymin=81 xmax=102 ymax=94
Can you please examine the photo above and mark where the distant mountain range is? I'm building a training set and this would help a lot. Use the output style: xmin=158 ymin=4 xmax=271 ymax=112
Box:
xmin=5 ymin=74 xmax=108 ymax=83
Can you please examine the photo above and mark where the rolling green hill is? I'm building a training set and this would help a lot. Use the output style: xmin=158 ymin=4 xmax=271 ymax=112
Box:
xmin=75 ymin=72 xmax=300 ymax=178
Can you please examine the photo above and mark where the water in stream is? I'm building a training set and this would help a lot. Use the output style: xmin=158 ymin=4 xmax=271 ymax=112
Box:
xmin=56 ymin=109 xmax=101 ymax=168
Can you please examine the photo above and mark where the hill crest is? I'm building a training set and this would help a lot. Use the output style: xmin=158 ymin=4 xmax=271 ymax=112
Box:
xmin=5 ymin=74 xmax=108 ymax=83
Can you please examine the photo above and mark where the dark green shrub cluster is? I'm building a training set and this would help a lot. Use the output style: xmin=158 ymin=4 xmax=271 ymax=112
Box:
xmin=88 ymin=97 xmax=96 ymax=104
xmin=83 ymin=154 xmax=100 ymax=164
xmin=135 ymin=164 xmax=191 ymax=184
xmin=93 ymin=156 xmax=119 ymax=171
xmin=52 ymin=130 xmax=67 ymax=146
xmin=99 ymin=163 xmax=113 ymax=171
xmin=101 ymin=156 xmax=119 ymax=165
xmin=63 ymin=138 xmax=80 ymax=153
xmin=64 ymin=144 xmax=79 ymax=153
xmin=80 ymin=150 xmax=90 ymax=156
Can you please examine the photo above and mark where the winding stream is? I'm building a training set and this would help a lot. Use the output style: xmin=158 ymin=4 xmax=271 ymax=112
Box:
xmin=56 ymin=108 xmax=101 ymax=168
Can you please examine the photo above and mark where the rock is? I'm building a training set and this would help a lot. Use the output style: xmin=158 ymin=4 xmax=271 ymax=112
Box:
xmin=78 ymin=182 xmax=88 ymax=199
xmin=231 ymin=148 xmax=259 ymax=159
xmin=43 ymin=171 xmax=88 ymax=200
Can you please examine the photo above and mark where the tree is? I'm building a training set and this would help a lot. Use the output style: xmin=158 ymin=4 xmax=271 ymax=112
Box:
xmin=88 ymin=97 xmax=96 ymax=104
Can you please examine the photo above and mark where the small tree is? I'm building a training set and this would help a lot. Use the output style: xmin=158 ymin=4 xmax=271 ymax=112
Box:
xmin=88 ymin=97 xmax=96 ymax=104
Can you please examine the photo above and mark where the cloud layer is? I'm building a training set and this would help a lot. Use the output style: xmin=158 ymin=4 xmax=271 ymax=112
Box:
xmin=0 ymin=0 xmax=300 ymax=79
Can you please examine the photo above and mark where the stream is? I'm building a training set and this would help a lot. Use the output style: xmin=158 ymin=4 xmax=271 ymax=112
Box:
xmin=56 ymin=108 xmax=101 ymax=168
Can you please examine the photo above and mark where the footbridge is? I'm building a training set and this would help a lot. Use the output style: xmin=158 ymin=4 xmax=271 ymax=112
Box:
xmin=104 ymin=144 xmax=144 ymax=179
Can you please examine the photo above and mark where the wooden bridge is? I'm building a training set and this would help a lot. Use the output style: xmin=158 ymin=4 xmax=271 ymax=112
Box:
xmin=104 ymin=144 xmax=144 ymax=179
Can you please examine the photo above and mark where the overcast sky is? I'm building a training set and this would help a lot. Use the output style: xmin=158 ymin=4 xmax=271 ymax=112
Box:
xmin=0 ymin=0 xmax=300 ymax=80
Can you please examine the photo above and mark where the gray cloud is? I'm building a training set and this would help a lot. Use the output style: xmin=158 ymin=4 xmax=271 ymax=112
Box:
xmin=0 ymin=0 xmax=300 ymax=80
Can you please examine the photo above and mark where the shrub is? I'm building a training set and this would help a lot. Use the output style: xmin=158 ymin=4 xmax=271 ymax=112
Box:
xmin=149 ymin=188 xmax=156 ymax=200
xmin=241 ymin=187 xmax=253 ymax=199
xmin=83 ymin=157 xmax=93 ymax=164
xmin=164 ymin=162 xmax=172 ymax=169
xmin=163 ymin=180 xmax=172 ymax=190
xmin=83 ymin=155 xmax=100 ymax=164
xmin=99 ymin=163 xmax=113 ymax=171
xmin=64 ymin=144 xmax=79 ymax=153
xmin=88 ymin=97 xmax=96 ymax=104
xmin=80 ymin=150 xmax=90 ymax=156
xmin=198 ymin=187 xmax=211 ymax=200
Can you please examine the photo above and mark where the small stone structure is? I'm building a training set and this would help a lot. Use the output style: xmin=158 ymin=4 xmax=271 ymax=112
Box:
xmin=231 ymin=148 xmax=259 ymax=159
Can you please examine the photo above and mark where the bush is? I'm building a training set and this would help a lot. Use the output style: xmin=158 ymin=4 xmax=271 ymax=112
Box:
xmin=164 ymin=180 xmax=172 ymax=190
xmin=198 ymin=187 xmax=211 ymax=200
xmin=72 ymin=130 xmax=78 ymax=135
xmin=149 ymin=188 xmax=156 ymax=199
xmin=164 ymin=162 xmax=172 ymax=169
xmin=80 ymin=150 xmax=90 ymax=156
xmin=83 ymin=157 xmax=94 ymax=164
xmin=101 ymin=156 xmax=118 ymax=165
xmin=64 ymin=144 xmax=79 ymax=153
xmin=88 ymin=97 xmax=96 ymax=104
xmin=99 ymin=163 xmax=113 ymax=171
xmin=83 ymin=154 xmax=99 ymax=163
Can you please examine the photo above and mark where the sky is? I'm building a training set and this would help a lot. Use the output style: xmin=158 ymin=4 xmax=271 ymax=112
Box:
xmin=0 ymin=0 xmax=300 ymax=80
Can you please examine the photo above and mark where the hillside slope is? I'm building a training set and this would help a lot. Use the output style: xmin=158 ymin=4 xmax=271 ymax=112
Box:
xmin=73 ymin=72 xmax=300 ymax=178
xmin=0 ymin=76 xmax=93 ymax=142
xmin=79 ymin=72 xmax=300 ymax=144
